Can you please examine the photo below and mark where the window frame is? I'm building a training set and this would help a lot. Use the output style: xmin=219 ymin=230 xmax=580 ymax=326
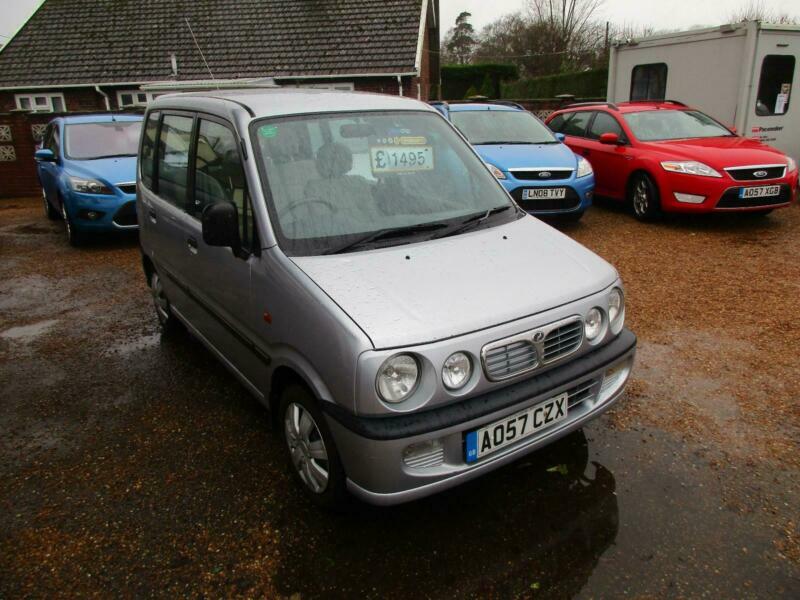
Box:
xmin=14 ymin=92 xmax=67 ymax=113
xmin=139 ymin=110 xmax=162 ymax=192
xmin=587 ymin=110 xmax=629 ymax=144
xmin=755 ymin=54 xmax=795 ymax=116
xmin=153 ymin=109 xmax=196 ymax=212
xmin=630 ymin=63 xmax=668 ymax=102
xmin=559 ymin=110 xmax=594 ymax=138
xmin=117 ymin=90 xmax=161 ymax=109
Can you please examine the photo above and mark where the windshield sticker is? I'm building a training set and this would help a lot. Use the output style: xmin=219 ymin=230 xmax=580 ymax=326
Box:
xmin=399 ymin=135 xmax=428 ymax=145
xmin=370 ymin=145 xmax=434 ymax=174
xmin=259 ymin=125 xmax=279 ymax=138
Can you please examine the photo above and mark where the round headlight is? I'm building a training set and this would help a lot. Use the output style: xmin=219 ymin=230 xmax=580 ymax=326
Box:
xmin=608 ymin=288 xmax=625 ymax=333
xmin=585 ymin=307 xmax=604 ymax=341
xmin=377 ymin=354 xmax=419 ymax=403
xmin=442 ymin=352 xmax=472 ymax=390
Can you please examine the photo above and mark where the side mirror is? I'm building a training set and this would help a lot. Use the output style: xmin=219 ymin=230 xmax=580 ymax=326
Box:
xmin=35 ymin=148 xmax=56 ymax=162
xmin=599 ymin=132 xmax=621 ymax=145
xmin=555 ymin=133 xmax=566 ymax=143
xmin=202 ymin=202 xmax=243 ymax=257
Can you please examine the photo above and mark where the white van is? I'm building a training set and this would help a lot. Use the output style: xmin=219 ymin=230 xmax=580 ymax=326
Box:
xmin=607 ymin=21 xmax=799 ymax=161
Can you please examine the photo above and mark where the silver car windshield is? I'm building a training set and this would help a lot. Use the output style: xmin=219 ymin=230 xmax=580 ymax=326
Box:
xmin=251 ymin=110 xmax=518 ymax=256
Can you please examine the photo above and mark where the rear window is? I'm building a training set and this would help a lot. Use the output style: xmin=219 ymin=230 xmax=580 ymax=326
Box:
xmin=755 ymin=55 xmax=794 ymax=116
xmin=64 ymin=121 xmax=142 ymax=160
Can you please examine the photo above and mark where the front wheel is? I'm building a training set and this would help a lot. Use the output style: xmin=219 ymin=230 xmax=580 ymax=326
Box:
xmin=150 ymin=271 xmax=180 ymax=332
xmin=61 ymin=202 xmax=83 ymax=246
xmin=628 ymin=173 xmax=661 ymax=222
xmin=42 ymin=189 xmax=59 ymax=220
xmin=280 ymin=384 xmax=348 ymax=509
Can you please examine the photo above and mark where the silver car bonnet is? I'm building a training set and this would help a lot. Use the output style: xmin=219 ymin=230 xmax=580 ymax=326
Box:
xmin=291 ymin=216 xmax=618 ymax=349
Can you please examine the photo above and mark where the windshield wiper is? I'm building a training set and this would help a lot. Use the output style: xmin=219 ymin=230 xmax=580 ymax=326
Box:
xmin=84 ymin=153 xmax=137 ymax=160
xmin=324 ymin=222 xmax=449 ymax=255
xmin=475 ymin=141 xmax=531 ymax=145
xmin=432 ymin=205 xmax=513 ymax=240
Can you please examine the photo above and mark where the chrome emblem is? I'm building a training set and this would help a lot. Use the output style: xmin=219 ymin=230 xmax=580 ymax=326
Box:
xmin=539 ymin=171 xmax=551 ymax=178
xmin=753 ymin=170 xmax=768 ymax=178
xmin=533 ymin=331 xmax=545 ymax=342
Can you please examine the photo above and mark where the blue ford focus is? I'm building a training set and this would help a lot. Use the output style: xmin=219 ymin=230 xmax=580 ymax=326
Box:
xmin=36 ymin=114 xmax=143 ymax=245
xmin=433 ymin=102 xmax=594 ymax=221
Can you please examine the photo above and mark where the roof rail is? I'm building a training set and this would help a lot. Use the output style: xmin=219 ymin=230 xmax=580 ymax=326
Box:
xmin=626 ymin=99 xmax=688 ymax=106
xmin=663 ymin=99 xmax=687 ymax=106
xmin=438 ymin=99 xmax=526 ymax=110
xmin=563 ymin=101 xmax=619 ymax=111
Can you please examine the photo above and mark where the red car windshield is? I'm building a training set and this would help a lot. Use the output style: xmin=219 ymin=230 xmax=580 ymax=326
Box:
xmin=622 ymin=110 xmax=734 ymax=142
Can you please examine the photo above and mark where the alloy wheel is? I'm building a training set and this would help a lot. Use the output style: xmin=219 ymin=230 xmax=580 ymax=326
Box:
xmin=61 ymin=203 xmax=72 ymax=240
xmin=151 ymin=273 xmax=170 ymax=324
xmin=633 ymin=179 xmax=649 ymax=217
xmin=284 ymin=402 xmax=330 ymax=494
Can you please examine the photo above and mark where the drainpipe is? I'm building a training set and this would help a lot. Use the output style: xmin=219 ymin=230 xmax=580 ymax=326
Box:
xmin=397 ymin=75 xmax=403 ymax=97
xmin=94 ymin=85 xmax=111 ymax=111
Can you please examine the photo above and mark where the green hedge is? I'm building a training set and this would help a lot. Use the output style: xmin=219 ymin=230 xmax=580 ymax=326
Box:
xmin=501 ymin=68 xmax=608 ymax=99
xmin=442 ymin=64 xmax=519 ymax=100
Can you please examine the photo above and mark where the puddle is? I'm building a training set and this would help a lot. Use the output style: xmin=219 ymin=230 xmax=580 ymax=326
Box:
xmin=106 ymin=332 xmax=161 ymax=357
xmin=0 ymin=319 xmax=59 ymax=342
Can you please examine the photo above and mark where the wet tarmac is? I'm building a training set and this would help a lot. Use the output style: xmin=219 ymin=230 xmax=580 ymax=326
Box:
xmin=1 ymin=197 xmax=798 ymax=598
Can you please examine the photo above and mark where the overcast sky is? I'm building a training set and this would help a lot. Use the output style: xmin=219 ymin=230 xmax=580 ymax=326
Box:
xmin=2 ymin=0 xmax=800 ymax=43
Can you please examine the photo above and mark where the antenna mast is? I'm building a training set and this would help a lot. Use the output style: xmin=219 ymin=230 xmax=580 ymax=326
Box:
xmin=185 ymin=17 xmax=219 ymax=89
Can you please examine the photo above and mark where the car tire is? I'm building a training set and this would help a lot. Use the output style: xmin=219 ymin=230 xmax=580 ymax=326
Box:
xmin=61 ymin=201 xmax=83 ymax=246
xmin=628 ymin=173 xmax=661 ymax=222
xmin=280 ymin=383 xmax=349 ymax=510
xmin=42 ymin=189 xmax=59 ymax=221
xmin=150 ymin=270 xmax=181 ymax=333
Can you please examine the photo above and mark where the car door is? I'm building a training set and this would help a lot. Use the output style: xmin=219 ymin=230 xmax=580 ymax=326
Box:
xmin=38 ymin=123 xmax=61 ymax=204
xmin=556 ymin=110 xmax=594 ymax=161
xmin=179 ymin=115 xmax=267 ymax=392
xmin=582 ymin=111 xmax=632 ymax=198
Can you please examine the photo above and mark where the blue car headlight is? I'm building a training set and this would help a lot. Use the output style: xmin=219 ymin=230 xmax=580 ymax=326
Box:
xmin=485 ymin=163 xmax=507 ymax=180
xmin=576 ymin=156 xmax=593 ymax=178
xmin=68 ymin=175 xmax=113 ymax=195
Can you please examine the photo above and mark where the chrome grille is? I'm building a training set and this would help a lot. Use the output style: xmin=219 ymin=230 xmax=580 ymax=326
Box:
xmin=403 ymin=445 xmax=444 ymax=469
xmin=484 ymin=340 xmax=539 ymax=380
xmin=542 ymin=320 xmax=583 ymax=363
xmin=724 ymin=165 xmax=786 ymax=181
xmin=511 ymin=169 xmax=573 ymax=181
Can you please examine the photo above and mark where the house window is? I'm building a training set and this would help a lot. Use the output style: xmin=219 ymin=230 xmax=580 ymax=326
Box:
xmin=755 ymin=55 xmax=794 ymax=116
xmin=630 ymin=63 xmax=668 ymax=101
xmin=14 ymin=93 xmax=67 ymax=113
xmin=117 ymin=90 xmax=161 ymax=108
xmin=293 ymin=82 xmax=355 ymax=92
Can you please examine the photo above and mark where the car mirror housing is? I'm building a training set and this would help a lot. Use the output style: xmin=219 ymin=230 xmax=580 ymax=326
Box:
xmin=599 ymin=133 xmax=621 ymax=145
xmin=35 ymin=148 xmax=56 ymax=162
xmin=555 ymin=133 xmax=566 ymax=143
xmin=202 ymin=202 xmax=244 ymax=257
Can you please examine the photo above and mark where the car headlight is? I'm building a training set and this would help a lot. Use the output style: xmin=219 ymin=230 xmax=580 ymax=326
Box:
xmin=576 ymin=156 xmax=593 ymax=178
xmin=377 ymin=354 xmax=419 ymax=403
xmin=486 ymin=164 xmax=506 ymax=179
xmin=585 ymin=307 xmax=604 ymax=341
xmin=68 ymin=175 xmax=113 ymax=195
xmin=787 ymin=157 xmax=797 ymax=172
xmin=442 ymin=352 xmax=472 ymax=390
xmin=660 ymin=161 xmax=722 ymax=178
xmin=608 ymin=288 xmax=625 ymax=334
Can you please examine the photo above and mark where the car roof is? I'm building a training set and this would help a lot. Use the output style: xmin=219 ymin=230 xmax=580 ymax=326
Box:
xmin=446 ymin=103 xmax=520 ymax=112
xmin=556 ymin=101 xmax=693 ymax=115
xmin=149 ymin=88 xmax=436 ymax=118
xmin=60 ymin=113 xmax=143 ymax=124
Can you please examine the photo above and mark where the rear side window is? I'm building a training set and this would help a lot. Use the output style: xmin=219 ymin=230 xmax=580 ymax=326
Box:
xmin=156 ymin=114 xmax=193 ymax=209
xmin=631 ymin=63 xmax=668 ymax=101
xmin=561 ymin=111 xmax=593 ymax=137
xmin=194 ymin=119 xmax=255 ymax=250
xmin=140 ymin=111 xmax=160 ymax=190
xmin=756 ymin=55 xmax=794 ymax=116
xmin=547 ymin=113 xmax=566 ymax=132
xmin=588 ymin=111 xmax=626 ymax=141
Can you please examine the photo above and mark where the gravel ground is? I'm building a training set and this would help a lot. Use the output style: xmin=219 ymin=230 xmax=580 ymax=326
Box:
xmin=1 ymin=196 xmax=798 ymax=598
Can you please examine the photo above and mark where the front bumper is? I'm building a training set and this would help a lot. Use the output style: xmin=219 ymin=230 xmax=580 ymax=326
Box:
xmin=501 ymin=175 xmax=594 ymax=215
xmin=323 ymin=329 xmax=636 ymax=505
xmin=658 ymin=172 xmax=797 ymax=213
xmin=65 ymin=191 xmax=138 ymax=230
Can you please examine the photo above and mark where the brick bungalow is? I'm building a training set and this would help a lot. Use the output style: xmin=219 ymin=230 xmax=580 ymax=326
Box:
xmin=0 ymin=0 xmax=440 ymax=197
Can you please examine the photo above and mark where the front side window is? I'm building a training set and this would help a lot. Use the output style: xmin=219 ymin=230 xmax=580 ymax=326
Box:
xmin=450 ymin=110 xmax=557 ymax=145
xmin=547 ymin=113 xmax=567 ymax=132
xmin=623 ymin=110 xmax=734 ymax=141
xmin=588 ymin=112 xmax=626 ymax=141
xmin=140 ymin=112 xmax=160 ymax=189
xmin=64 ymin=121 xmax=141 ymax=160
xmin=630 ymin=63 xmax=668 ymax=101
xmin=194 ymin=119 xmax=254 ymax=249
xmin=156 ymin=114 xmax=193 ymax=209
xmin=560 ymin=111 xmax=593 ymax=137
xmin=252 ymin=110 xmax=517 ymax=256
xmin=45 ymin=124 xmax=60 ymax=156
xmin=755 ymin=55 xmax=794 ymax=116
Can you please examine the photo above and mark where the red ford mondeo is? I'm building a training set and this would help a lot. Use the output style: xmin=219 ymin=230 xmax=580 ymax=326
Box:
xmin=546 ymin=101 xmax=798 ymax=220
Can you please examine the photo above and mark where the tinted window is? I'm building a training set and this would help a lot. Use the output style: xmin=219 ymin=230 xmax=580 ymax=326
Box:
xmin=450 ymin=110 xmax=556 ymax=144
xmin=755 ymin=55 xmax=794 ymax=116
xmin=64 ymin=121 xmax=141 ymax=160
xmin=623 ymin=110 xmax=733 ymax=141
xmin=140 ymin=111 xmax=160 ymax=190
xmin=631 ymin=63 xmax=668 ymax=101
xmin=561 ymin=111 xmax=592 ymax=137
xmin=156 ymin=114 xmax=193 ymax=209
xmin=547 ymin=113 xmax=566 ymax=132
xmin=588 ymin=112 xmax=625 ymax=141
xmin=194 ymin=119 xmax=255 ymax=249
xmin=45 ymin=124 xmax=60 ymax=156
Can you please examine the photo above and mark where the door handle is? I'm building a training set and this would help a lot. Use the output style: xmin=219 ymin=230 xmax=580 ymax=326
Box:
xmin=187 ymin=236 xmax=198 ymax=254
xmin=148 ymin=209 xmax=157 ymax=223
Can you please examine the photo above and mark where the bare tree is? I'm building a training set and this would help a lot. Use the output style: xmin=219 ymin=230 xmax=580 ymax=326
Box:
xmin=729 ymin=0 xmax=799 ymax=24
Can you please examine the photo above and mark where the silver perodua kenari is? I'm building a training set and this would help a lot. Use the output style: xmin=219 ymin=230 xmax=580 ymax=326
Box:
xmin=137 ymin=89 xmax=636 ymax=507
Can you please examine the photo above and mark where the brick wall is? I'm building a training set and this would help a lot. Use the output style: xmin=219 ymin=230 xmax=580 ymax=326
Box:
xmin=0 ymin=111 xmax=57 ymax=198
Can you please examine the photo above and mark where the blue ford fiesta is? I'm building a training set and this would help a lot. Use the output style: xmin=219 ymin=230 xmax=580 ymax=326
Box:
xmin=432 ymin=102 xmax=594 ymax=221
xmin=36 ymin=114 xmax=143 ymax=245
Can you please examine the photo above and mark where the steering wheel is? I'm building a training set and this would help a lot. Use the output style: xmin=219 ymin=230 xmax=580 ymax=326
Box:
xmin=278 ymin=199 xmax=337 ymax=221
